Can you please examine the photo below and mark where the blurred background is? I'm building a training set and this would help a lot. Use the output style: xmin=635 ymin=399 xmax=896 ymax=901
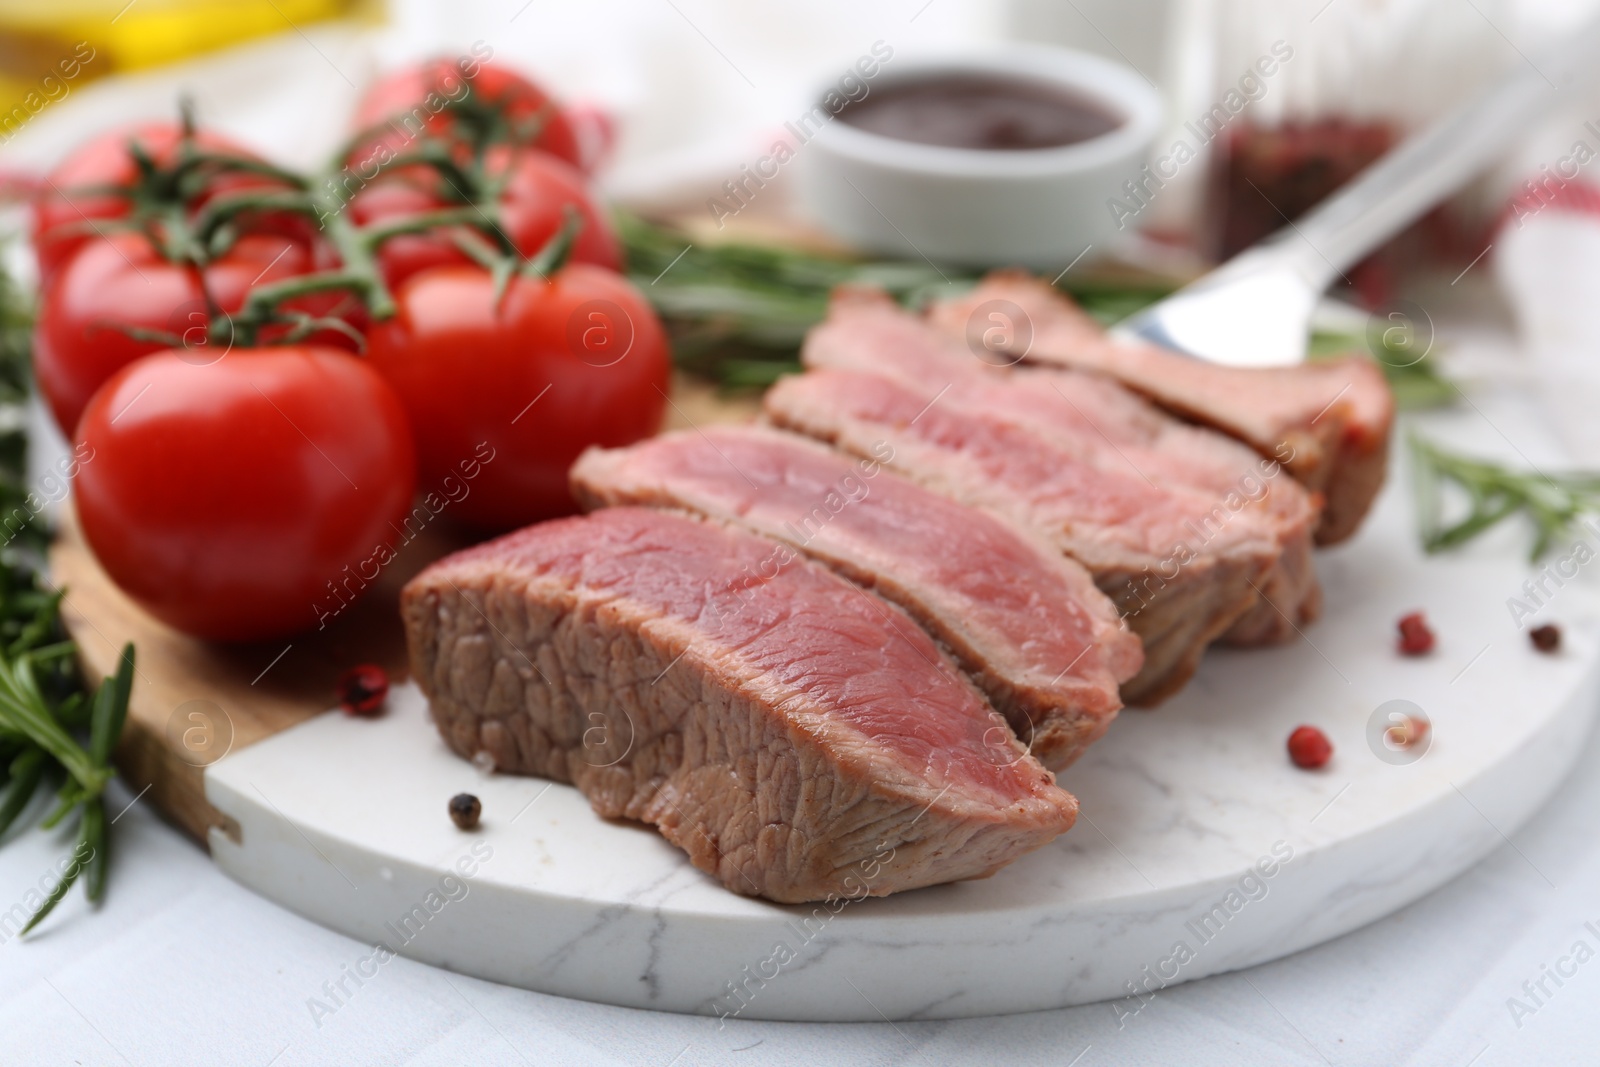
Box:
xmin=1 ymin=0 xmax=1598 ymax=294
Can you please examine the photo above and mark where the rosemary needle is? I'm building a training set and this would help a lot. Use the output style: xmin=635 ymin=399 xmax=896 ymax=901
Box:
xmin=0 ymin=259 xmax=136 ymax=934
xmin=1410 ymin=433 xmax=1600 ymax=560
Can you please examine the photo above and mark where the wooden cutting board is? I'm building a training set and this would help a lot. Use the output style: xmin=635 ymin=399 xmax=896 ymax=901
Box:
xmin=50 ymin=373 xmax=759 ymax=844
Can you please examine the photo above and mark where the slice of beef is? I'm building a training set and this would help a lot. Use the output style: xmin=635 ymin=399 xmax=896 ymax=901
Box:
xmin=763 ymin=369 xmax=1285 ymax=705
xmin=402 ymin=507 xmax=1078 ymax=903
xmin=571 ymin=426 xmax=1142 ymax=769
xmin=800 ymin=289 xmax=1320 ymax=645
xmin=927 ymin=271 xmax=1394 ymax=545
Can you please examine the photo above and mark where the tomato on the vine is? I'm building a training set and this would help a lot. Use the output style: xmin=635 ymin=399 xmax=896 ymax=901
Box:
xmin=35 ymin=231 xmax=365 ymax=436
xmin=31 ymin=122 xmax=302 ymax=284
xmin=74 ymin=347 xmax=417 ymax=642
xmin=364 ymin=263 xmax=670 ymax=530
xmin=350 ymin=146 xmax=620 ymax=289
xmin=350 ymin=58 xmax=582 ymax=170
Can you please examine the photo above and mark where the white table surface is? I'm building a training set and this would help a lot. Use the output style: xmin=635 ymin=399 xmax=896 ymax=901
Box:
xmin=2 ymin=699 xmax=1596 ymax=1067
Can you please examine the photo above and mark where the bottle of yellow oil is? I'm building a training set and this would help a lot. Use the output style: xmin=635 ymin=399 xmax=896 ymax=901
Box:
xmin=0 ymin=0 xmax=378 ymax=131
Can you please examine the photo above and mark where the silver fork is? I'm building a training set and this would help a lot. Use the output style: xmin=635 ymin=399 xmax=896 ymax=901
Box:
xmin=1117 ymin=16 xmax=1600 ymax=368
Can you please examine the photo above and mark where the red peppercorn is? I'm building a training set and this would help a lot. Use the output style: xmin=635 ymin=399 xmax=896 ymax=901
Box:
xmin=1396 ymin=611 xmax=1435 ymax=656
xmin=1383 ymin=715 xmax=1429 ymax=749
xmin=336 ymin=664 xmax=389 ymax=716
xmin=1530 ymin=624 xmax=1561 ymax=653
xmin=1287 ymin=725 xmax=1332 ymax=769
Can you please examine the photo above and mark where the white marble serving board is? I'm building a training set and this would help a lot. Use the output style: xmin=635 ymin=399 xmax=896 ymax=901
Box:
xmin=204 ymin=398 xmax=1600 ymax=1022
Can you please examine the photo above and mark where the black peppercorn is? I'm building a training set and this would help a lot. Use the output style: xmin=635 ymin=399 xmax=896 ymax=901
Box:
xmin=1530 ymin=624 xmax=1561 ymax=653
xmin=449 ymin=793 xmax=482 ymax=830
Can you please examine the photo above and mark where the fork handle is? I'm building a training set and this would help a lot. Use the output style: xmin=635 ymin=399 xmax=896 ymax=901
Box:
xmin=1261 ymin=16 xmax=1600 ymax=289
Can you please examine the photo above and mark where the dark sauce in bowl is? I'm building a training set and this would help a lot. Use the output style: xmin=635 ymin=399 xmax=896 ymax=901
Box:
xmin=837 ymin=74 xmax=1123 ymax=151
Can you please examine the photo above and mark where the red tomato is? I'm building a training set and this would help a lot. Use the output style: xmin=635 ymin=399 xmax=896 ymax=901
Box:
xmin=350 ymin=147 xmax=620 ymax=289
xmin=31 ymin=122 xmax=300 ymax=283
xmin=35 ymin=231 xmax=365 ymax=436
xmin=74 ymin=347 xmax=417 ymax=642
xmin=350 ymin=58 xmax=582 ymax=170
xmin=364 ymin=263 xmax=670 ymax=530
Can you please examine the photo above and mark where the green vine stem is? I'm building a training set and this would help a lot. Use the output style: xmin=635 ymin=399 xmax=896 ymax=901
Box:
xmin=522 ymin=205 xmax=582 ymax=281
xmin=233 ymin=203 xmax=521 ymax=343
xmin=235 ymin=270 xmax=375 ymax=347
xmin=188 ymin=189 xmax=325 ymax=250
xmin=356 ymin=205 xmax=499 ymax=250
xmin=57 ymin=101 xmax=578 ymax=353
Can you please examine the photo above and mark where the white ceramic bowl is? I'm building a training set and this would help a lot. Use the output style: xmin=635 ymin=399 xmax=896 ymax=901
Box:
xmin=795 ymin=45 xmax=1163 ymax=269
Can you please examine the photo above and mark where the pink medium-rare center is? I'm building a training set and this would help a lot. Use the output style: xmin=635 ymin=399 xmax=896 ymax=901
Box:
xmin=402 ymin=507 xmax=1079 ymax=904
xmin=571 ymin=424 xmax=1142 ymax=769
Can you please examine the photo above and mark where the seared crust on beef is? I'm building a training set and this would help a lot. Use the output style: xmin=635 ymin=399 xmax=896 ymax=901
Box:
xmin=927 ymin=272 xmax=1393 ymax=545
xmin=403 ymin=508 xmax=1079 ymax=903
xmin=798 ymin=288 xmax=1321 ymax=647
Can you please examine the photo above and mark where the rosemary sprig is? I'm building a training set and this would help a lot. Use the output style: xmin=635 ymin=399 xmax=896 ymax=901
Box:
xmin=617 ymin=213 xmax=1176 ymax=379
xmin=1308 ymin=329 xmax=1457 ymax=410
xmin=1410 ymin=433 xmax=1600 ymax=560
xmin=0 ymin=257 xmax=136 ymax=934
xmin=619 ymin=212 xmax=1459 ymax=406
xmin=616 ymin=211 xmax=956 ymax=384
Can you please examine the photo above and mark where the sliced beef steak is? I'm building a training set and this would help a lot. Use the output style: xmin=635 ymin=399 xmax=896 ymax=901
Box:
xmin=927 ymin=272 xmax=1394 ymax=545
xmin=571 ymin=426 xmax=1142 ymax=769
xmin=763 ymin=369 xmax=1284 ymax=704
xmin=801 ymin=289 xmax=1320 ymax=645
xmin=402 ymin=507 xmax=1078 ymax=903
